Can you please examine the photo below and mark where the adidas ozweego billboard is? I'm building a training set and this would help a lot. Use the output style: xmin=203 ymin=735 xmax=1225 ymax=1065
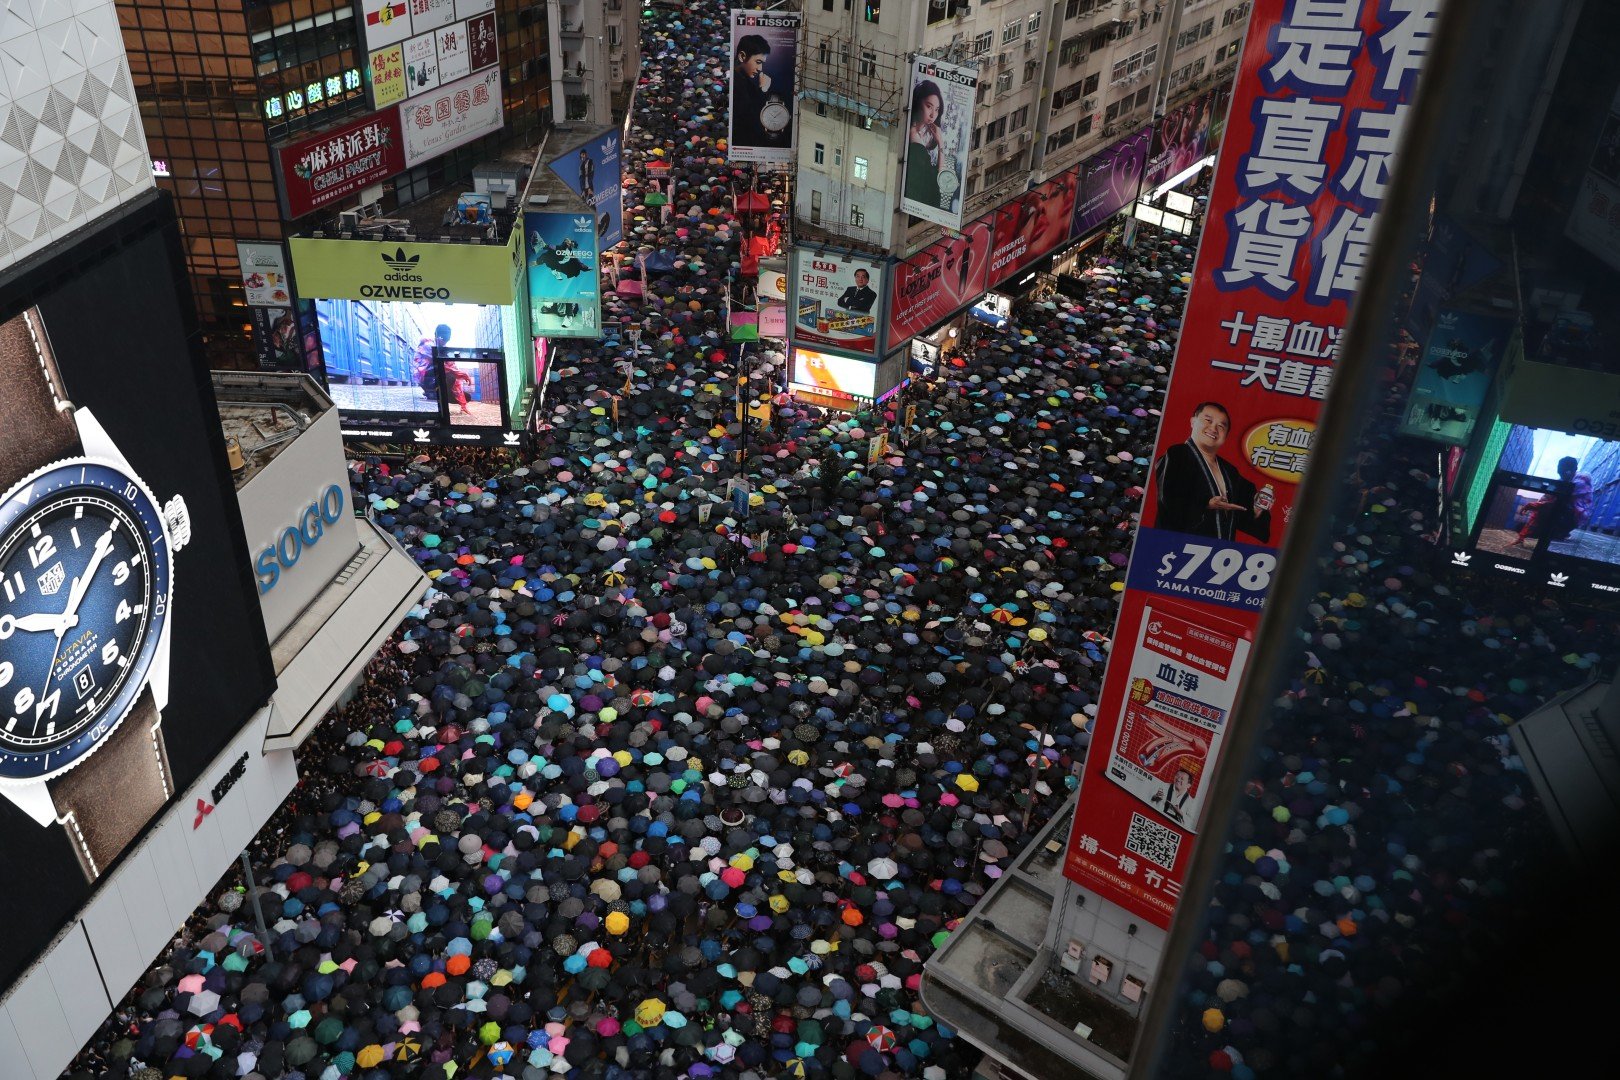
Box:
xmin=288 ymin=228 xmax=524 ymax=305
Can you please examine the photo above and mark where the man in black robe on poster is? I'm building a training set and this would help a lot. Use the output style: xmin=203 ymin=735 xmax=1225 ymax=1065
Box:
xmin=1152 ymin=401 xmax=1273 ymax=542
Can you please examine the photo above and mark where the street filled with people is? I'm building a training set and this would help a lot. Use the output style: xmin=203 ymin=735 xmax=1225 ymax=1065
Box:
xmin=63 ymin=2 xmax=1616 ymax=1080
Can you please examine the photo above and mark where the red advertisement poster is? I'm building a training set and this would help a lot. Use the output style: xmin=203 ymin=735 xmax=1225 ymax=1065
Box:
xmin=886 ymin=214 xmax=993 ymax=350
xmin=275 ymin=110 xmax=407 ymax=219
xmin=988 ymin=168 xmax=1080 ymax=288
xmin=1063 ymin=0 xmax=1439 ymax=928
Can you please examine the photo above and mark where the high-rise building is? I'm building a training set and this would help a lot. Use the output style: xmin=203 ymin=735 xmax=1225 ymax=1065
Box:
xmin=114 ymin=1 xmax=635 ymax=370
xmin=548 ymin=0 xmax=641 ymax=125
xmin=794 ymin=0 xmax=1248 ymax=256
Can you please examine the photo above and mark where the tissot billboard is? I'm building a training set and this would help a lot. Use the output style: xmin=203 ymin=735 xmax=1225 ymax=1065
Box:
xmin=728 ymin=9 xmax=799 ymax=164
xmin=0 ymin=194 xmax=275 ymax=991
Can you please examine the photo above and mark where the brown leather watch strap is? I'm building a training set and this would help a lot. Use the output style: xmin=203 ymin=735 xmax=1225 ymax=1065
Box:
xmin=48 ymin=687 xmax=171 ymax=880
xmin=0 ymin=308 xmax=80 ymax=493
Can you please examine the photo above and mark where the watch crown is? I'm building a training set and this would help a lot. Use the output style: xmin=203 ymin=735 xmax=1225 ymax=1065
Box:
xmin=163 ymin=495 xmax=192 ymax=552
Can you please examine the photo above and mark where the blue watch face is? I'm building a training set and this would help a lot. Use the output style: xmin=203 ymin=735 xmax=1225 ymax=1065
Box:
xmin=0 ymin=462 xmax=170 ymax=778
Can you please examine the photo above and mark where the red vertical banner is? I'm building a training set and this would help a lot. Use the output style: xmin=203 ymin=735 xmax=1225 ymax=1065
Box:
xmin=1063 ymin=0 xmax=1440 ymax=927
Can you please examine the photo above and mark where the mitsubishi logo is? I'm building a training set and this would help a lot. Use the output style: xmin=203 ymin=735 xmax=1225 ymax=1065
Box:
xmin=193 ymin=798 xmax=213 ymax=829
xmin=1450 ymin=551 xmax=1471 ymax=566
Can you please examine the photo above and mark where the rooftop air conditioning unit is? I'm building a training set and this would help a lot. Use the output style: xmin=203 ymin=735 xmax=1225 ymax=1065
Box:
xmin=338 ymin=209 xmax=360 ymax=231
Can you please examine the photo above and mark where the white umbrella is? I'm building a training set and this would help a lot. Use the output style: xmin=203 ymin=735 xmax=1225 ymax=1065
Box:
xmin=867 ymin=857 xmax=899 ymax=881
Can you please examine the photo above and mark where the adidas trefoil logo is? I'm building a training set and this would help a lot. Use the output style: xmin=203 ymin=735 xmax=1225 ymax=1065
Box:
xmin=412 ymin=428 xmax=431 ymax=441
xmin=1450 ymin=551 xmax=1471 ymax=566
xmin=381 ymin=248 xmax=424 ymax=282
xmin=1549 ymin=572 xmax=1568 ymax=587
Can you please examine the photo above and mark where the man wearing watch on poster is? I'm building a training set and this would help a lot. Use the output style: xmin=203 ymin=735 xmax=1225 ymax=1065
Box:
xmin=0 ymin=308 xmax=191 ymax=882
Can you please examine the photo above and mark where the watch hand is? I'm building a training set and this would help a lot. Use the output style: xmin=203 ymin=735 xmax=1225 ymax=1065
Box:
xmin=9 ymin=612 xmax=71 ymax=633
xmin=59 ymin=536 xmax=113 ymax=628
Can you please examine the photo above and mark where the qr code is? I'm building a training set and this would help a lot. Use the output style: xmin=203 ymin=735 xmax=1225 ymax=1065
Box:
xmin=1125 ymin=812 xmax=1181 ymax=869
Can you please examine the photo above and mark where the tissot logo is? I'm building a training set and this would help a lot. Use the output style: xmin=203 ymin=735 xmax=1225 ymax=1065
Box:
xmin=1450 ymin=551 xmax=1471 ymax=566
xmin=380 ymin=247 xmax=423 ymax=282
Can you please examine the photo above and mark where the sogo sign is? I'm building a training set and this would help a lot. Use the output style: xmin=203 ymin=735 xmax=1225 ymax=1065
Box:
xmin=255 ymin=484 xmax=346 ymax=594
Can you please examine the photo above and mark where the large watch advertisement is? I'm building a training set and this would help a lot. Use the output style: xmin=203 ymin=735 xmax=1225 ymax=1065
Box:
xmin=0 ymin=195 xmax=276 ymax=993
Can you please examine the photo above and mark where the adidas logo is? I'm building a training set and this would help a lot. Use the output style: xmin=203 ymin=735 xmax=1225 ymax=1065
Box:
xmin=1450 ymin=551 xmax=1471 ymax=566
xmin=502 ymin=432 xmax=521 ymax=446
xmin=1549 ymin=572 xmax=1568 ymax=587
xmin=381 ymin=248 xmax=423 ymax=282
xmin=412 ymin=428 xmax=431 ymax=441
xmin=604 ymin=136 xmax=618 ymax=155
xmin=574 ymin=216 xmax=594 ymax=231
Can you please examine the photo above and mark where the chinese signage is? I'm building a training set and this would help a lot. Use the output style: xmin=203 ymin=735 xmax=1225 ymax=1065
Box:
xmin=790 ymin=249 xmax=885 ymax=357
xmin=288 ymin=227 xmax=522 ymax=305
xmin=901 ymin=55 xmax=979 ymax=230
xmin=275 ymin=111 xmax=406 ymax=219
xmin=728 ymin=9 xmax=800 ymax=164
xmin=1063 ymin=0 xmax=1440 ymax=928
xmin=263 ymin=68 xmax=363 ymax=121
xmin=236 ymin=242 xmax=292 ymax=307
xmin=401 ymin=68 xmax=503 ymax=168
xmin=361 ymin=1 xmax=498 ymax=110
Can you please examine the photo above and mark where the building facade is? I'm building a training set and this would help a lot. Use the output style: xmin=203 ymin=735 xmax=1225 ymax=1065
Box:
xmin=794 ymin=0 xmax=1248 ymax=259
xmin=116 ymin=0 xmax=579 ymax=369
xmin=548 ymin=0 xmax=640 ymax=127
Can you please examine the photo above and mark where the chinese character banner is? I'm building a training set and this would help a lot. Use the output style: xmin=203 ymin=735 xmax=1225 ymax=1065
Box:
xmin=1064 ymin=0 xmax=1441 ymax=927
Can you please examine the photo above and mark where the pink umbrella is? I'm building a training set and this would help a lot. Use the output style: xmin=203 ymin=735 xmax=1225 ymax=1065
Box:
xmin=178 ymin=974 xmax=206 ymax=994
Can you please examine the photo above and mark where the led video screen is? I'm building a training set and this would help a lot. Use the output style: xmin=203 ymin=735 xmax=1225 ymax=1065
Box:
xmin=317 ymin=299 xmax=505 ymax=417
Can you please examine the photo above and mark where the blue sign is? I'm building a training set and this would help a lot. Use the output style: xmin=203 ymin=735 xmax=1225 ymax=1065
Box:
xmin=546 ymin=130 xmax=624 ymax=249
xmin=1398 ymin=308 xmax=1509 ymax=446
xmin=1125 ymin=528 xmax=1277 ymax=613
xmin=525 ymin=210 xmax=601 ymax=339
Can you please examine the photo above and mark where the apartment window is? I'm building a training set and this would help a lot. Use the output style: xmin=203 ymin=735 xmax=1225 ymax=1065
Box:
xmin=1118 ymin=18 xmax=1133 ymax=37
xmin=1111 ymin=58 xmax=1128 ymax=82
xmin=1090 ymin=31 xmax=1109 ymax=53
xmin=1064 ymin=0 xmax=1095 ymax=18
xmin=859 ymin=50 xmax=877 ymax=77
xmin=1078 ymin=113 xmax=1093 ymax=137
xmin=1025 ymin=60 xmax=1041 ymax=84
xmin=864 ymin=0 xmax=881 ymax=22
xmin=1027 ymin=11 xmax=1041 ymax=35
xmin=834 ymin=146 xmax=843 ymax=166
xmin=810 ymin=190 xmax=822 ymax=224
xmin=1135 ymin=86 xmax=1152 ymax=107
xmin=819 ymin=40 xmax=830 ymax=64
xmin=1084 ymin=72 xmax=1100 ymax=94
xmin=1144 ymin=44 xmax=1157 ymax=67
xmin=1011 ymin=104 xmax=1030 ymax=130
xmin=850 ymin=203 xmax=865 ymax=228
xmin=1059 ymin=36 xmax=1084 ymax=65
xmin=1223 ymin=3 xmax=1247 ymax=26
xmin=824 ymin=0 xmax=833 ymax=8
xmin=996 ymin=70 xmax=1013 ymax=92
xmin=840 ymin=43 xmax=852 ymax=66
xmin=1105 ymin=100 xmax=1120 ymax=122
xmin=973 ymin=31 xmax=994 ymax=54
xmin=1003 ymin=20 xmax=1022 ymax=44
xmin=987 ymin=116 xmax=1008 ymax=141
xmin=609 ymin=25 xmax=620 ymax=47
xmin=1202 ymin=17 xmax=1216 ymax=36
xmin=966 ymin=175 xmax=979 ymax=198
xmin=814 ymin=142 xmax=826 ymax=165
xmin=853 ymin=155 xmax=869 ymax=182
xmin=1052 ymin=81 xmax=1084 ymax=110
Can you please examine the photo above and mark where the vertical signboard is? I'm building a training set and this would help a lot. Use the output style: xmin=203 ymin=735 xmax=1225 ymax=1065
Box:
xmin=236 ymin=242 xmax=292 ymax=307
xmin=728 ymin=9 xmax=799 ymax=164
xmin=547 ymin=131 xmax=626 ymax=249
xmin=1397 ymin=308 xmax=1509 ymax=444
xmin=526 ymin=211 xmax=602 ymax=339
xmin=901 ymin=56 xmax=979 ymax=230
xmin=791 ymin=249 xmax=885 ymax=357
xmin=989 ymin=168 xmax=1081 ymax=287
xmin=1063 ymin=0 xmax=1439 ymax=927
xmin=1072 ymin=128 xmax=1153 ymax=237
xmin=886 ymin=214 xmax=995 ymax=350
